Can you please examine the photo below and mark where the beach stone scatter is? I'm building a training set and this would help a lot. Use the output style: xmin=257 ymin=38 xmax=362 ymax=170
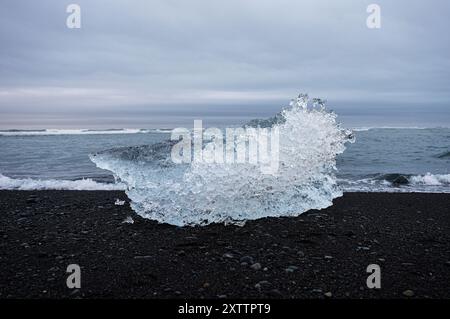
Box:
xmin=0 ymin=191 xmax=449 ymax=298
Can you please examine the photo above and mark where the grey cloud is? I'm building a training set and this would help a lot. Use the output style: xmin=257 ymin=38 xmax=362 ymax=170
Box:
xmin=0 ymin=0 xmax=449 ymax=127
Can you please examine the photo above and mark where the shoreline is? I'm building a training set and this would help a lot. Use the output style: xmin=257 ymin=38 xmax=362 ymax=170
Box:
xmin=1 ymin=190 xmax=449 ymax=299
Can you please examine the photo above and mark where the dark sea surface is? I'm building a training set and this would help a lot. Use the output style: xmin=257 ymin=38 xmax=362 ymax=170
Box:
xmin=0 ymin=126 xmax=448 ymax=193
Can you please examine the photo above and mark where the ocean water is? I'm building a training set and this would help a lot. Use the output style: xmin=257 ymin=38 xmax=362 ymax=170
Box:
xmin=0 ymin=128 xmax=449 ymax=193
xmin=0 ymin=101 xmax=449 ymax=225
xmin=338 ymin=127 xmax=450 ymax=192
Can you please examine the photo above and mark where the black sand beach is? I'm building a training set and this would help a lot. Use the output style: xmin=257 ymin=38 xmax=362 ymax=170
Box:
xmin=0 ymin=190 xmax=449 ymax=299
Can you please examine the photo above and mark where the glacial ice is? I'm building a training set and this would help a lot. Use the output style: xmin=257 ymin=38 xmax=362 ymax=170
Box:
xmin=90 ymin=94 xmax=354 ymax=226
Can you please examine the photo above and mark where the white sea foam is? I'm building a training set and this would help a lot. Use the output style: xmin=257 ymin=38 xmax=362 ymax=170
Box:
xmin=352 ymin=126 xmax=449 ymax=132
xmin=409 ymin=173 xmax=450 ymax=186
xmin=153 ymin=129 xmax=174 ymax=133
xmin=339 ymin=173 xmax=450 ymax=193
xmin=90 ymin=94 xmax=354 ymax=226
xmin=0 ymin=174 xmax=125 ymax=191
xmin=0 ymin=128 xmax=149 ymax=136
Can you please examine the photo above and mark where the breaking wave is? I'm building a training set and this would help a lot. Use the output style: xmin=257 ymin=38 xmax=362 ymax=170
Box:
xmin=339 ymin=173 xmax=450 ymax=193
xmin=0 ymin=128 xmax=150 ymax=136
xmin=409 ymin=173 xmax=450 ymax=186
xmin=435 ymin=151 xmax=450 ymax=159
xmin=0 ymin=174 xmax=125 ymax=191
xmin=353 ymin=126 xmax=437 ymax=131
xmin=90 ymin=94 xmax=354 ymax=226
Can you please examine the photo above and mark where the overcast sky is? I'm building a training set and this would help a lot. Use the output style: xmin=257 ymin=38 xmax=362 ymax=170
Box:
xmin=0 ymin=0 xmax=449 ymax=128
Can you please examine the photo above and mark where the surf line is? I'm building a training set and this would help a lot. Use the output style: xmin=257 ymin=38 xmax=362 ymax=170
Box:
xmin=170 ymin=120 xmax=280 ymax=175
